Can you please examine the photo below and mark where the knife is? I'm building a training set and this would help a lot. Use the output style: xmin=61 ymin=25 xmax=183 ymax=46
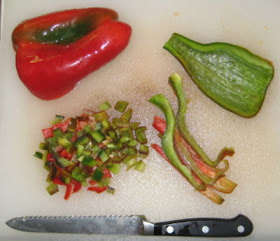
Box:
xmin=6 ymin=214 xmax=253 ymax=237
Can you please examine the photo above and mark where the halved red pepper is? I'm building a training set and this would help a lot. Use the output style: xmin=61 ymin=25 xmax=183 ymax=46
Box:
xmin=12 ymin=8 xmax=132 ymax=100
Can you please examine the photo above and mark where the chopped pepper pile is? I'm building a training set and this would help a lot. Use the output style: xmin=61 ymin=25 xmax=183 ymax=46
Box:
xmin=149 ymin=73 xmax=237 ymax=204
xmin=34 ymin=101 xmax=149 ymax=199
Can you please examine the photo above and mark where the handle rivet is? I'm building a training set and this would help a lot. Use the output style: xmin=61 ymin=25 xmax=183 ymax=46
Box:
xmin=202 ymin=225 xmax=210 ymax=234
xmin=237 ymin=225 xmax=245 ymax=233
xmin=166 ymin=225 xmax=174 ymax=234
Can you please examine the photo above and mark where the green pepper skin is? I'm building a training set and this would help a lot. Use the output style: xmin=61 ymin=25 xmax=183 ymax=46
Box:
xmin=149 ymin=94 xmax=205 ymax=190
xmin=164 ymin=34 xmax=274 ymax=117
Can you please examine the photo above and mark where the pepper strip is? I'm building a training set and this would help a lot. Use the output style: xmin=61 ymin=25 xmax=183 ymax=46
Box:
xmin=152 ymin=118 xmax=237 ymax=194
xmin=169 ymin=73 xmax=234 ymax=167
xmin=149 ymin=94 xmax=204 ymax=190
xmin=151 ymin=144 xmax=224 ymax=204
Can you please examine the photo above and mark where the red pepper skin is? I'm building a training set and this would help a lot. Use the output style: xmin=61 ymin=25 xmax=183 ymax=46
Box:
xmin=87 ymin=186 xmax=107 ymax=193
xmin=71 ymin=179 xmax=82 ymax=193
xmin=59 ymin=149 xmax=72 ymax=160
xmin=52 ymin=176 xmax=65 ymax=185
xmin=12 ymin=8 xmax=132 ymax=100
xmin=64 ymin=183 xmax=73 ymax=200
xmin=42 ymin=127 xmax=54 ymax=138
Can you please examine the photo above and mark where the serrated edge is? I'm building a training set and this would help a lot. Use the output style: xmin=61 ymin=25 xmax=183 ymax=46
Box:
xmin=16 ymin=215 xmax=141 ymax=221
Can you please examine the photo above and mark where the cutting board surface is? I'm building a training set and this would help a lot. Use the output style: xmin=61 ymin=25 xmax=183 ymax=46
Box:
xmin=1 ymin=0 xmax=280 ymax=240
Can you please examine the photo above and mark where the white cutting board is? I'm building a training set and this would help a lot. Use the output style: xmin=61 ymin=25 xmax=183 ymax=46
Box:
xmin=0 ymin=0 xmax=280 ymax=240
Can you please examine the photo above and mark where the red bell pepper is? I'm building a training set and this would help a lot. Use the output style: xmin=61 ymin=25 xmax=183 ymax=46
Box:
xmin=12 ymin=8 xmax=132 ymax=100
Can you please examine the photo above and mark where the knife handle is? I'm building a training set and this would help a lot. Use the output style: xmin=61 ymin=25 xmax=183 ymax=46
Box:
xmin=153 ymin=214 xmax=253 ymax=237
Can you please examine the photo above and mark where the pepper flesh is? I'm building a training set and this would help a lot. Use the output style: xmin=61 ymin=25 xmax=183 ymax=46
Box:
xmin=164 ymin=34 xmax=274 ymax=117
xmin=12 ymin=8 xmax=132 ymax=100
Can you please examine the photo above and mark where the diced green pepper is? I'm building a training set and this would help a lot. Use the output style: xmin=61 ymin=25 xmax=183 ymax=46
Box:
xmin=127 ymin=147 xmax=137 ymax=156
xmin=51 ymin=115 xmax=64 ymax=125
xmin=130 ymin=122 xmax=140 ymax=129
xmin=134 ymin=160 xmax=146 ymax=172
xmin=127 ymin=139 xmax=138 ymax=147
xmin=92 ymin=168 xmax=104 ymax=181
xmin=101 ymin=119 xmax=110 ymax=129
xmin=58 ymin=157 xmax=72 ymax=167
xmin=58 ymin=137 xmax=72 ymax=148
xmin=46 ymin=183 xmax=59 ymax=195
xmin=99 ymin=177 xmax=110 ymax=187
xmin=39 ymin=142 xmax=47 ymax=150
xmin=61 ymin=176 xmax=71 ymax=184
xmin=53 ymin=129 xmax=63 ymax=137
xmin=82 ymin=149 xmax=92 ymax=156
xmin=77 ymin=144 xmax=84 ymax=157
xmin=119 ymin=108 xmax=132 ymax=123
xmin=34 ymin=151 xmax=43 ymax=159
xmin=90 ymin=130 xmax=105 ymax=143
xmin=92 ymin=145 xmax=101 ymax=154
xmin=114 ymin=101 xmax=128 ymax=113
xmin=99 ymin=150 xmax=110 ymax=162
xmin=93 ymin=111 xmax=109 ymax=121
xmin=107 ymin=186 xmax=115 ymax=194
xmin=42 ymin=150 xmax=48 ymax=161
xmin=135 ymin=127 xmax=148 ymax=144
xmin=120 ymin=136 xmax=130 ymax=143
xmin=108 ymin=130 xmax=117 ymax=140
xmin=71 ymin=166 xmax=85 ymax=182
xmin=107 ymin=143 xmax=118 ymax=150
xmin=98 ymin=101 xmax=111 ymax=111
xmin=139 ymin=145 xmax=149 ymax=154
xmin=125 ymin=157 xmax=137 ymax=170
xmin=82 ymin=156 xmax=96 ymax=167
xmin=94 ymin=122 xmax=103 ymax=131
xmin=107 ymin=163 xmax=121 ymax=174
xmin=73 ymin=135 xmax=90 ymax=146
xmin=83 ymin=124 xmax=91 ymax=133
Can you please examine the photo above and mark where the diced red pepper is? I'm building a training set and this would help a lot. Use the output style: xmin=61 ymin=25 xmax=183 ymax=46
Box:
xmin=64 ymin=183 xmax=73 ymax=200
xmin=47 ymin=153 xmax=55 ymax=162
xmin=88 ymin=180 xmax=98 ymax=186
xmin=76 ymin=120 xmax=89 ymax=131
xmin=52 ymin=176 xmax=65 ymax=185
xmin=71 ymin=179 xmax=82 ymax=193
xmin=59 ymin=149 xmax=72 ymax=160
xmin=87 ymin=186 xmax=107 ymax=193
xmin=102 ymin=168 xmax=112 ymax=178
xmin=53 ymin=119 xmax=70 ymax=132
xmin=42 ymin=127 xmax=54 ymax=138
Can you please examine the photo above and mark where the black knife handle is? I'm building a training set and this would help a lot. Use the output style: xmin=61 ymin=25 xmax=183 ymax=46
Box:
xmin=154 ymin=214 xmax=253 ymax=237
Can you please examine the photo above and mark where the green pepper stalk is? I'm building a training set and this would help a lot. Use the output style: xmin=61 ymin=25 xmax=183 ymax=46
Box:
xmin=149 ymin=94 xmax=205 ymax=190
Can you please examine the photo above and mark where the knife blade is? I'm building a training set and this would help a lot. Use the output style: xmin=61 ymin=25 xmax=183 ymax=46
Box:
xmin=6 ymin=214 xmax=253 ymax=237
